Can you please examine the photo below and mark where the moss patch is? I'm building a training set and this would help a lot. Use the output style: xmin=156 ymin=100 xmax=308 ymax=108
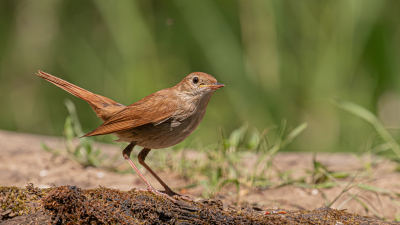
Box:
xmin=1 ymin=185 xmax=398 ymax=224
xmin=0 ymin=184 xmax=50 ymax=220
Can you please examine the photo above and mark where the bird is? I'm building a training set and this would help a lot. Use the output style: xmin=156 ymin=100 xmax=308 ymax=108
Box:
xmin=36 ymin=70 xmax=224 ymax=202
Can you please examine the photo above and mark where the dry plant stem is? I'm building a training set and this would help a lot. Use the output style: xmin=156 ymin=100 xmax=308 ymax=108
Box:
xmin=122 ymin=142 xmax=177 ymax=203
xmin=376 ymin=192 xmax=386 ymax=219
xmin=327 ymin=170 xmax=360 ymax=207
xmin=356 ymin=195 xmax=385 ymax=219
xmin=337 ymin=190 xmax=364 ymax=210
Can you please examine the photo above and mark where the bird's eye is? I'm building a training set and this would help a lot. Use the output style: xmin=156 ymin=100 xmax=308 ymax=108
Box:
xmin=192 ymin=77 xmax=199 ymax=84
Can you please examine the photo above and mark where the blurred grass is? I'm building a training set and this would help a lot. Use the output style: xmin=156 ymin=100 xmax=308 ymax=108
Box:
xmin=1 ymin=1 xmax=400 ymax=152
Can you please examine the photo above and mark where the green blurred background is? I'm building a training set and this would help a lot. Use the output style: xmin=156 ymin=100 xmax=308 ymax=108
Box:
xmin=1 ymin=0 xmax=400 ymax=152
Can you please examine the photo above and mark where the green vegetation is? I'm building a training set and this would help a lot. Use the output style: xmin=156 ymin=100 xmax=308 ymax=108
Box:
xmin=42 ymin=99 xmax=120 ymax=170
xmin=334 ymin=99 xmax=400 ymax=161
xmin=160 ymin=120 xmax=308 ymax=199
xmin=2 ymin=1 xmax=400 ymax=153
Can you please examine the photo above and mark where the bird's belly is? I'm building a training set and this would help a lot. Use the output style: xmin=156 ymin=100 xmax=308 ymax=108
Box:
xmin=114 ymin=116 xmax=202 ymax=149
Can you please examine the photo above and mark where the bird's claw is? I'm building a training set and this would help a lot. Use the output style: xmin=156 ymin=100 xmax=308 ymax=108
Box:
xmin=134 ymin=187 xmax=178 ymax=203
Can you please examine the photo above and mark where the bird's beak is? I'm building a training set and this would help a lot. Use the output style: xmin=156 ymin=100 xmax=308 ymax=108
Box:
xmin=200 ymin=83 xmax=225 ymax=90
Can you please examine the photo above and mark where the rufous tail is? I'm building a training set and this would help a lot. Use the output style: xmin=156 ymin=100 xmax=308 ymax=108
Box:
xmin=36 ymin=70 xmax=125 ymax=121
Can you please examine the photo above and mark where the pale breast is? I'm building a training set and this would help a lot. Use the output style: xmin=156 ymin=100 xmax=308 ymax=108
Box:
xmin=114 ymin=110 xmax=205 ymax=149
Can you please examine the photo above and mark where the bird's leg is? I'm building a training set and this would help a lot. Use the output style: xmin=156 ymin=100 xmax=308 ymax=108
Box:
xmin=122 ymin=142 xmax=177 ymax=203
xmin=138 ymin=148 xmax=193 ymax=201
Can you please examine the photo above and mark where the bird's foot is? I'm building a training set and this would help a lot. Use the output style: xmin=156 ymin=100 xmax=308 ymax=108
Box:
xmin=133 ymin=188 xmax=199 ymax=210
xmin=161 ymin=189 xmax=194 ymax=202
xmin=134 ymin=187 xmax=178 ymax=203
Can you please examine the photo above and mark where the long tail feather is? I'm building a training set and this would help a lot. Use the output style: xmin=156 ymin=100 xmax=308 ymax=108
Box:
xmin=36 ymin=70 xmax=125 ymax=121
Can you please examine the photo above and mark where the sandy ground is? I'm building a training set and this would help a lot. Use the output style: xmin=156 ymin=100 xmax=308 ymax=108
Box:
xmin=0 ymin=130 xmax=399 ymax=220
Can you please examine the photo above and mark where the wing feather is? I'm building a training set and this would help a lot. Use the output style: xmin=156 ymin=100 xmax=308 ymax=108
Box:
xmin=82 ymin=89 xmax=177 ymax=137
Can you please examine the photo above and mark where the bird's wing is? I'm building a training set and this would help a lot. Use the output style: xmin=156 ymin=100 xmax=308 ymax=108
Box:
xmin=82 ymin=90 xmax=177 ymax=137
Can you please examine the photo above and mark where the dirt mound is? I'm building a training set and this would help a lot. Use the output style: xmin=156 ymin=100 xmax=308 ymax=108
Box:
xmin=1 ymin=184 xmax=397 ymax=224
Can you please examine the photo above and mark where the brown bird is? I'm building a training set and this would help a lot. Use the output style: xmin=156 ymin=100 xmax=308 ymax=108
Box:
xmin=36 ymin=70 xmax=224 ymax=202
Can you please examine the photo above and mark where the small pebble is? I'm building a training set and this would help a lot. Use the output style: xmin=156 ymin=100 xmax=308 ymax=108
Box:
xmin=39 ymin=170 xmax=48 ymax=177
xmin=96 ymin=172 xmax=105 ymax=178
xmin=38 ymin=184 xmax=51 ymax=188
xmin=311 ymin=189 xmax=319 ymax=195
xmin=2 ymin=209 xmax=11 ymax=216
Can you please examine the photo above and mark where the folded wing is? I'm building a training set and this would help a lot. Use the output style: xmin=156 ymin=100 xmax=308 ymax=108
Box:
xmin=82 ymin=90 xmax=177 ymax=137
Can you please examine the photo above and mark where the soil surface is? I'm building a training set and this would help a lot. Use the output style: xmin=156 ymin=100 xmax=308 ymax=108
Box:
xmin=1 ymin=130 xmax=400 ymax=223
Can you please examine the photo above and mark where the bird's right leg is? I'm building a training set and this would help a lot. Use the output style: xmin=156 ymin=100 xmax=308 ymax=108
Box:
xmin=138 ymin=148 xmax=194 ymax=201
xmin=122 ymin=142 xmax=177 ymax=203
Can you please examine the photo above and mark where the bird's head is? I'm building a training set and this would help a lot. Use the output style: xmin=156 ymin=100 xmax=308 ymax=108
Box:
xmin=177 ymin=72 xmax=225 ymax=96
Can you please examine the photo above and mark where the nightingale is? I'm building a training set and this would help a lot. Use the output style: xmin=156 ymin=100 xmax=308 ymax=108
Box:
xmin=36 ymin=71 xmax=224 ymax=202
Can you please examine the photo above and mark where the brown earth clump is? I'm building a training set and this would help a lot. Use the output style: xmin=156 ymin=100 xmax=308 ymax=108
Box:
xmin=0 ymin=184 xmax=398 ymax=224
